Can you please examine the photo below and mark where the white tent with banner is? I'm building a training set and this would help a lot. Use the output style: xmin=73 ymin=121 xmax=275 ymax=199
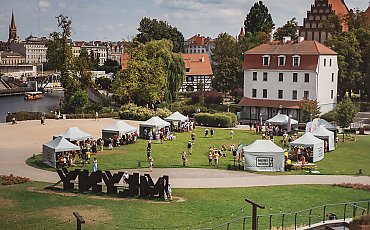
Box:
xmin=43 ymin=136 xmax=80 ymax=168
xmin=243 ymin=140 xmax=285 ymax=172
xmin=54 ymin=127 xmax=92 ymax=141
xmin=102 ymin=121 xmax=137 ymax=139
xmin=306 ymin=118 xmax=337 ymax=137
xmin=311 ymin=125 xmax=335 ymax=151
xmin=290 ymin=132 xmax=325 ymax=162
xmin=164 ymin=111 xmax=188 ymax=123
xmin=139 ymin=116 xmax=170 ymax=138
xmin=266 ymin=113 xmax=298 ymax=129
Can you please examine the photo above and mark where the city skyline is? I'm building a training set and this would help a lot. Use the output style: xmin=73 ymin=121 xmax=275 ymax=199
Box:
xmin=0 ymin=0 xmax=368 ymax=42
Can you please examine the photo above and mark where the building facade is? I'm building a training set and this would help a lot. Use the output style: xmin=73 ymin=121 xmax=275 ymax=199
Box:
xmin=238 ymin=39 xmax=338 ymax=122
xmin=184 ymin=34 xmax=215 ymax=58
xmin=9 ymin=35 xmax=48 ymax=64
xmin=299 ymin=0 xmax=349 ymax=44
xmin=180 ymin=54 xmax=213 ymax=92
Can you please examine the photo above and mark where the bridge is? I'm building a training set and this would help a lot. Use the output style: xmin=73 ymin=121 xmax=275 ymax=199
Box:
xmin=0 ymin=87 xmax=36 ymax=97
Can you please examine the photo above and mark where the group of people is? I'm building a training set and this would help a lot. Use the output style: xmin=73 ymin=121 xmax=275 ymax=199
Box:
xmin=204 ymin=128 xmax=215 ymax=138
xmin=170 ymin=120 xmax=195 ymax=133
xmin=142 ymin=128 xmax=176 ymax=142
xmin=207 ymin=146 xmax=227 ymax=166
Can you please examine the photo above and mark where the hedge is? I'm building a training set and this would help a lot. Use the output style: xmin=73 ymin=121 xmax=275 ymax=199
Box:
xmin=194 ymin=112 xmax=235 ymax=128
xmin=6 ymin=111 xmax=119 ymax=122
xmin=119 ymin=103 xmax=171 ymax=121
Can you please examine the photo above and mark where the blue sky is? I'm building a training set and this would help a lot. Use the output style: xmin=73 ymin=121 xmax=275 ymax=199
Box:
xmin=0 ymin=0 xmax=368 ymax=42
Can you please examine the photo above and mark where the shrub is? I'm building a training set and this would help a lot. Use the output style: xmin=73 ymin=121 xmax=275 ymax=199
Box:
xmin=194 ymin=113 xmax=233 ymax=127
xmin=352 ymin=214 xmax=370 ymax=225
xmin=119 ymin=103 xmax=171 ymax=121
xmin=204 ymin=91 xmax=223 ymax=104
xmin=334 ymin=183 xmax=370 ymax=192
xmin=320 ymin=109 xmax=337 ymax=122
xmin=231 ymin=87 xmax=243 ymax=103
xmin=0 ymin=174 xmax=30 ymax=185
xmin=6 ymin=111 xmax=54 ymax=122
xmin=221 ymin=112 xmax=238 ymax=125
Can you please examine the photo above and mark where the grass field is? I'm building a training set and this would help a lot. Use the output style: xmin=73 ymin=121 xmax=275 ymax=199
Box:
xmin=0 ymin=182 xmax=369 ymax=230
xmin=27 ymin=127 xmax=370 ymax=175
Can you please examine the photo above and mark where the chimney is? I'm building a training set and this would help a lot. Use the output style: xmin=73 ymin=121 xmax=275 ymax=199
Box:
xmin=298 ymin=36 xmax=304 ymax=43
xmin=283 ymin=36 xmax=291 ymax=43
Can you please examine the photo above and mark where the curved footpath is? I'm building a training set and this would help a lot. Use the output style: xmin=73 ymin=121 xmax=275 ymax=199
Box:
xmin=0 ymin=118 xmax=369 ymax=188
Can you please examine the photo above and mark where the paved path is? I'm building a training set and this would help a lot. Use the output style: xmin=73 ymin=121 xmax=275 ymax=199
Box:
xmin=0 ymin=118 xmax=369 ymax=188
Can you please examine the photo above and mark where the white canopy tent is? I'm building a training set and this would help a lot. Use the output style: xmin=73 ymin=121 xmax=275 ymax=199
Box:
xmin=54 ymin=127 xmax=92 ymax=141
xmin=290 ymin=132 xmax=325 ymax=162
xmin=311 ymin=125 xmax=335 ymax=151
xmin=102 ymin=121 xmax=137 ymax=139
xmin=164 ymin=111 xmax=188 ymax=123
xmin=139 ymin=116 xmax=170 ymax=138
xmin=266 ymin=113 xmax=298 ymax=128
xmin=43 ymin=136 xmax=80 ymax=168
xmin=243 ymin=140 xmax=285 ymax=172
xmin=306 ymin=119 xmax=337 ymax=136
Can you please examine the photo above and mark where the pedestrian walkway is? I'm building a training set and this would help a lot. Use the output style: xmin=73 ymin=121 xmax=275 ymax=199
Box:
xmin=0 ymin=119 xmax=369 ymax=188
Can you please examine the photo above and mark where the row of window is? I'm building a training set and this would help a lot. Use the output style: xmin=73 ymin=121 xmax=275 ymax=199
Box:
xmin=262 ymin=55 xmax=333 ymax=67
xmin=252 ymin=89 xmax=334 ymax=100
xmin=252 ymin=72 xmax=335 ymax=83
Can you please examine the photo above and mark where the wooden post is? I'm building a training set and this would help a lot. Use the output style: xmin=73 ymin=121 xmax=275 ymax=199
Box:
xmin=73 ymin=212 xmax=85 ymax=230
xmin=245 ymin=198 xmax=265 ymax=230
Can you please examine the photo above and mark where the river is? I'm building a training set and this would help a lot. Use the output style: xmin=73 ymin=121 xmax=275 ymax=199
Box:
xmin=0 ymin=91 xmax=64 ymax=123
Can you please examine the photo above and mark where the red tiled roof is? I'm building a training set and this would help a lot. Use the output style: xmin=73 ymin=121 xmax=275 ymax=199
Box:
xmin=245 ymin=40 xmax=336 ymax=55
xmin=187 ymin=35 xmax=212 ymax=46
xmin=365 ymin=7 xmax=370 ymax=21
xmin=182 ymin=54 xmax=213 ymax=76
xmin=238 ymin=97 xmax=300 ymax=109
xmin=121 ymin=53 xmax=130 ymax=70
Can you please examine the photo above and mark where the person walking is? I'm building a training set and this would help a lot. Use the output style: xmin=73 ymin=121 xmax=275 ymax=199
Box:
xmin=187 ymin=140 xmax=193 ymax=154
xmin=191 ymin=132 xmax=196 ymax=143
xmin=182 ymin=151 xmax=187 ymax=166
xmin=213 ymin=151 xmax=219 ymax=167
xmin=148 ymin=156 xmax=153 ymax=171
xmin=167 ymin=183 xmax=173 ymax=201
xmin=92 ymin=158 xmax=98 ymax=172
xmin=208 ymin=151 xmax=213 ymax=165
xmin=204 ymin=128 xmax=209 ymax=137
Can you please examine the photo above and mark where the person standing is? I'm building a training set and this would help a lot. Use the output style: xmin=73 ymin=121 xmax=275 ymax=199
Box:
xmin=187 ymin=140 xmax=193 ymax=154
xmin=182 ymin=151 xmax=187 ymax=166
xmin=167 ymin=183 xmax=173 ymax=201
xmin=230 ymin=129 xmax=234 ymax=139
xmin=205 ymin=128 xmax=209 ymax=137
xmin=210 ymin=128 xmax=214 ymax=138
xmin=100 ymin=139 xmax=104 ymax=152
xmin=213 ymin=151 xmax=219 ymax=167
xmin=148 ymin=156 xmax=153 ymax=172
xmin=92 ymin=158 xmax=98 ymax=172
xmin=191 ymin=132 xmax=196 ymax=143
xmin=208 ymin=151 xmax=213 ymax=165
xmin=95 ymin=111 xmax=99 ymax=121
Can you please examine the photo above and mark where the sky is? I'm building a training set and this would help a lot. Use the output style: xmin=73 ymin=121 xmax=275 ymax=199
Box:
xmin=0 ymin=0 xmax=368 ymax=42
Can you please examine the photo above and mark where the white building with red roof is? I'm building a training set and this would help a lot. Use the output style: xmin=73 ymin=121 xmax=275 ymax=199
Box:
xmin=184 ymin=34 xmax=215 ymax=57
xmin=181 ymin=53 xmax=213 ymax=92
xmin=238 ymin=38 xmax=338 ymax=122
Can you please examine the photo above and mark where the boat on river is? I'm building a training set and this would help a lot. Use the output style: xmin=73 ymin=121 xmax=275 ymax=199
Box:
xmin=24 ymin=91 xmax=44 ymax=101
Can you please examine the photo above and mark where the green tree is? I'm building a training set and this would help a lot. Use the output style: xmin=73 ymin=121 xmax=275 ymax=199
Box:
xmin=99 ymin=59 xmax=120 ymax=74
xmin=211 ymin=33 xmax=243 ymax=94
xmin=135 ymin=17 xmax=185 ymax=53
xmin=299 ymin=99 xmax=321 ymax=123
xmin=336 ymin=97 xmax=357 ymax=128
xmin=244 ymin=1 xmax=274 ymax=35
xmin=113 ymin=40 xmax=183 ymax=105
xmin=273 ymin=18 xmax=299 ymax=41
xmin=321 ymin=13 xmax=344 ymax=36
xmin=63 ymin=90 xmax=89 ymax=114
xmin=238 ymin=31 xmax=264 ymax=53
xmin=45 ymin=32 xmax=63 ymax=70
xmin=326 ymin=32 xmax=362 ymax=99
xmin=74 ymin=49 xmax=93 ymax=90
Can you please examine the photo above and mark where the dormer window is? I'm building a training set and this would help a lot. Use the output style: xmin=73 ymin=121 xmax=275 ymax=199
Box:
xmin=262 ymin=55 xmax=270 ymax=66
xmin=278 ymin=55 xmax=286 ymax=66
xmin=292 ymin=55 xmax=300 ymax=66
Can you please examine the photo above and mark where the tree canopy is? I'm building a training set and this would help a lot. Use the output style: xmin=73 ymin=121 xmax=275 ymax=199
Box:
xmin=113 ymin=39 xmax=185 ymax=105
xmin=335 ymin=97 xmax=357 ymax=128
xmin=135 ymin=17 xmax=185 ymax=53
xmin=244 ymin=1 xmax=274 ymax=35
xmin=273 ymin=18 xmax=299 ymax=41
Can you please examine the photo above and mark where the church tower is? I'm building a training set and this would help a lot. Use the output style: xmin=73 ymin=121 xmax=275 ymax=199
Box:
xmin=299 ymin=0 xmax=349 ymax=43
xmin=8 ymin=11 xmax=18 ymax=43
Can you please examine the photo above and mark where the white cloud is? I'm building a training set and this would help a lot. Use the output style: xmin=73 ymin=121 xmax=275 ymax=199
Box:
xmin=38 ymin=0 xmax=50 ymax=9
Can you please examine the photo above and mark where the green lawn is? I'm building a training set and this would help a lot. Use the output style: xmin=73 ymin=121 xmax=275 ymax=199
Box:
xmin=27 ymin=128 xmax=370 ymax=175
xmin=0 ymin=182 xmax=369 ymax=230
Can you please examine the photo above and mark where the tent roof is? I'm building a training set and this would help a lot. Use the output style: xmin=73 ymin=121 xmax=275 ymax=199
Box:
xmin=140 ymin=116 xmax=170 ymax=127
xmin=307 ymin=119 xmax=336 ymax=130
xmin=164 ymin=111 xmax=188 ymax=122
xmin=102 ymin=121 xmax=137 ymax=133
xmin=56 ymin=127 xmax=92 ymax=141
xmin=43 ymin=136 xmax=80 ymax=152
xmin=244 ymin=140 xmax=284 ymax=153
xmin=290 ymin=132 xmax=324 ymax=146
xmin=311 ymin=125 xmax=334 ymax=137
xmin=266 ymin=113 xmax=298 ymax=125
